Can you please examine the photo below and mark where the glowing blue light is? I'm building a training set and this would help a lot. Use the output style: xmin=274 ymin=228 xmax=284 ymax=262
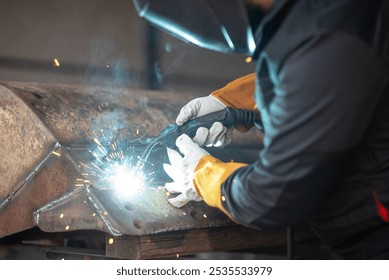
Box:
xmin=247 ymin=28 xmax=256 ymax=54
xmin=221 ymin=26 xmax=235 ymax=50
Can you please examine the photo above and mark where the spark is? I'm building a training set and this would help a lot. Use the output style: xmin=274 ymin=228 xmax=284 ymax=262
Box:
xmin=89 ymin=150 xmax=104 ymax=164
xmin=203 ymin=214 xmax=207 ymax=218
xmin=52 ymin=151 xmax=61 ymax=157
xmin=97 ymin=145 xmax=107 ymax=155
xmin=79 ymin=161 xmax=92 ymax=170
xmin=60 ymin=213 xmax=64 ymax=219
xmin=245 ymin=56 xmax=252 ymax=63
xmin=92 ymin=130 xmax=99 ymax=138
xmin=53 ymin=58 xmax=60 ymax=67
xmin=100 ymin=129 xmax=108 ymax=142
xmin=91 ymin=162 xmax=105 ymax=174
xmin=76 ymin=124 xmax=160 ymax=205
xmin=108 ymin=238 xmax=114 ymax=245
xmin=93 ymin=137 xmax=103 ymax=147
xmin=93 ymin=137 xmax=107 ymax=154
xmin=65 ymin=225 xmax=70 ymax=231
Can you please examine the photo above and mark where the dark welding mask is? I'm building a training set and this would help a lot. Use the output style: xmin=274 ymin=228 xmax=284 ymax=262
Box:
xmin=132 ymin=0 xmax=256 ymax=55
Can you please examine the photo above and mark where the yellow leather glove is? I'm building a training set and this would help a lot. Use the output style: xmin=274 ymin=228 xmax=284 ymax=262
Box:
xmin=211 ymin=73 xmax=257 ymax=111
xmin=193 ymin=155 xmax=247 ymax=220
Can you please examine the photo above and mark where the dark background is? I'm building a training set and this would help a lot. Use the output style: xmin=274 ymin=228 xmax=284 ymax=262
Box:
xmin=0 ymin=0 xmax=255 ymax=95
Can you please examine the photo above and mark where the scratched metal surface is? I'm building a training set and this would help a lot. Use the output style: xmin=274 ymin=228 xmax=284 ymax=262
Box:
xmin=0 ymin=81 xmax=261 ymax=237
xmin=34 ymin=144 xmax=238 ymax=236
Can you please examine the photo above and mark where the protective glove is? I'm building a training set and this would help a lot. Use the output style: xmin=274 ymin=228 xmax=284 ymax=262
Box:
xmin=176 ymin=96 xmax=233 ymax=148
xmin=163 ymin=134 xmax=210 ymax=208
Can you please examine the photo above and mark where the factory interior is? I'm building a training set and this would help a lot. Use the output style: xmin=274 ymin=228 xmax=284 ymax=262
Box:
xmin=1 ymin=0 xmax=386 ymax=261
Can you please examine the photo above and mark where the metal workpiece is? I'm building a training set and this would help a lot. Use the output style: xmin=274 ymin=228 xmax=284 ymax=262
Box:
xmin=34 ymin=144 xmax=233 ymax=236
xmin=0 ymin=84 xmax=56 ymax=201
xmin=0 ymin=81 xmax=261 ymax=238
xmin=3 ymin=82 xmax=181 ymax=146
xmin=0 ymin=145 xmax=79 ymax=237
xmin=34 ymin=184 xmax=232 ymax=236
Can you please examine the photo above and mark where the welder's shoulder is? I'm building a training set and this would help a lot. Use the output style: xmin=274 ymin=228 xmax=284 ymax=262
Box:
xmin=280 ymin=31 xmax=387 ymax=85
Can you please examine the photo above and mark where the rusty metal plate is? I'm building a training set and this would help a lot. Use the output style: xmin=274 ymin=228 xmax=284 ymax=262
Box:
xmin=33 ymin=144 xmax=256 ymax=236
xmin=34 ymin=184 xmax=233 ymax=236
xmin=0 ymin=145 xmax=79 ymax=236
xmin=0 ymin=85 xmax=56 ymax=201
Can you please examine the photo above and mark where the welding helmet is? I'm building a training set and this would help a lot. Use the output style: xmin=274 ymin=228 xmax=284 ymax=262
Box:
xmin=132 ymin=0 xmax=256 ymax=55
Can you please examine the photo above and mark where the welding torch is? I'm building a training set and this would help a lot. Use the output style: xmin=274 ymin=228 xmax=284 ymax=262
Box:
xmin=139 ymin=107 xmax=260 ymax=163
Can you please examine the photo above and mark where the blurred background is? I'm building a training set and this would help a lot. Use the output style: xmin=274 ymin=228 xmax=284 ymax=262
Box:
xmin=0 ymin=0 xmax=255 ymax=95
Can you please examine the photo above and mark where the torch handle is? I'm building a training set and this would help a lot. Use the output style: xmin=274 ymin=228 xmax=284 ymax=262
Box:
xmin=160 ymin=107 xmax=260 ymax=148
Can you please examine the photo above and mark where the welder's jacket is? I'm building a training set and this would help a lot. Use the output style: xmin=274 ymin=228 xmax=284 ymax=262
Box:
xmin=193 ymin=0 xmax=389 ymax=259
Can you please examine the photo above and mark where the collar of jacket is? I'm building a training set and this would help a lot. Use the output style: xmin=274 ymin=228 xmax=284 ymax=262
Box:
xmin=252 ymin=0 xmax=296 ymax=60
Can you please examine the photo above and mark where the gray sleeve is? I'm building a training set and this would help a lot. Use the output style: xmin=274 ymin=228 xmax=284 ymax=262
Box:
xmin=221 ymin=32 xmax=387 ymax=230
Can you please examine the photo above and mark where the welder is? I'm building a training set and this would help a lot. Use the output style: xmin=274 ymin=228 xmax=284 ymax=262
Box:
xmin=133 ymin=0 xmax=389 ymax=259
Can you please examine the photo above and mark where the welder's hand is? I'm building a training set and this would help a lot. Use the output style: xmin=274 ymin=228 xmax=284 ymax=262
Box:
xmin=163 ymin=134 xmax=210 ymax=208
xmin=193 ymin=123 xmax=234 ymax=148
xmin=176 ymin=96 xmax=233 ymax=148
